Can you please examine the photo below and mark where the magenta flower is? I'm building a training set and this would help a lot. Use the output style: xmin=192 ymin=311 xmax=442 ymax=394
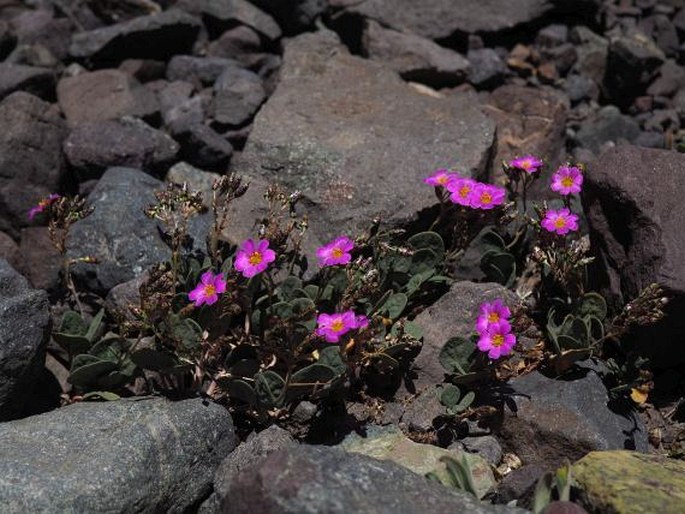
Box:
xmin=469 ymin=183 xmax=506 ymax=210
xmin=316 ymin=310 xmax=368 ymax=343
xmin=509 ymin=155 xmax=543 ymax=174
xmin=550 ymin=166 xmax=583 ymax=195
xmin=317 ymin=236 xmax=354 ymax=267
xmin=234 ymin=239 xmax=276 ymax=278
xmin=541 ymin=208 xmax=579 ymax=236
xmin=476 ymin=299 xmax=512 ymax=334
xmin=477 ymin=319 xmax=517 ymax=359
xmin=188 ymin=270 xmax=227 ymax=307
xmin=28 ymin=193 xmax=60 ymax=220
xmin=424 ymin=169 xmax=457 ymax=187
xmin=446 ymin=177 xmax=477 ymax=207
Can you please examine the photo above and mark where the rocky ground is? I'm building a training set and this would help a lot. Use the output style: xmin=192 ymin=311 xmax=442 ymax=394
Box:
xmin=1 ymin=0 xmax=685 ymax=513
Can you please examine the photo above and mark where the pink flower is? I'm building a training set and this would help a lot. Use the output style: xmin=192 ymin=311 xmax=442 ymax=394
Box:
xmin=541 ymin=208 xmax=579 ymax=236
xmin=317 ymin=236 xmax=354 ymax=267
xmin=477 ymin=319 xmax=516 ymax=359
xmin=316 ymin=311 xmax=368 ymax=343
xmin=446 ymin=177 xmax=478 ymax=207
xmin=476 ymin=299 xmax=512 ymax=334
xmin=28 ymin=193 xmax=60 ymax=220
xmin=188 ymin=270 xmax=227 ymax=307
xmin=234 ymin=239 xmax=276 ymax=278
xmin=469 ymin=183 xmax=506 ymax=210
xmin=550 ymin=166 xmax=583 ymax=195
xmin=424 ymin=169 xmax=457 ymax=187
xmin=509 ymin=155 xmax=543 ymax=174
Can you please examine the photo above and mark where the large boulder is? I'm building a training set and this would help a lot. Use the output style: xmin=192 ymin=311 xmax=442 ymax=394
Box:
xmin=219 ymin=445 xmax=525 ymax=514
xmin=497 ymin=367 xmax=648 ymax=472
xmin=331 ymin=0 xmax=601 ymax=40
xmin=0 ymin=259 xmax=50 ymax=421
xmin=0 ymin=398 xmax=237 ymax=512
xmin=0 ymin=92 xmax=67 ymax=238
xmin=573 ymin=451 xmax=685 ymax=514
xmin=66 ymin=167 xmax=210 ymax=295
xmin=0 ymin=63 xmax=55 ymax=101
xmin=233 ymin=30 xmax=495 ymax=250
xmin=581 ymin=145 xmax=685 ymax=365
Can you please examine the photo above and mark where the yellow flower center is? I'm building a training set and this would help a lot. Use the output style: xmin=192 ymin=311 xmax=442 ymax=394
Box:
xmin=330 ymin=319 xmax=345 ymax=332
xmin=561 ymin=176 xmax=574 ymax=188
xmin=204 ymin=284 xmax=216 ymax=296
xmin=492 ymin=334 xmax=504 ymax=347
xmin=554 ymin=217 xmax=567 ymax=229
xmin=521 ymin=159 xmax=532 ymax=170
xmin=437 ymin=175 xmax=449 ymax=185
xmin=481 ymin=192 xmax=493 ymax=204
xmin=248 ymin=251 xmax=263 ymax=265
xmin=487 ymin=312 xmax=500 ymax=323
xmin=331 ymin=247 xmax=344 ymax=259
xmin=459 ymin=186 xmax=470 ymax=198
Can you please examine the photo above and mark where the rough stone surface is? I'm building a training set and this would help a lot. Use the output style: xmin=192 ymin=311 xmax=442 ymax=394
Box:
xmin=0 ymin=259 xmax=49 ymax=421
xmin=0 ymin=92 xmax=67 ymax=238
xmin=206 ymin=25 xmax=264 ymax=68
xmin=220 ymin=445 xmax=525 ymax=514
xmin=400 ymin=384 xmax=445 ymax=431
xmin=57 ymin=69 xmax=159 ymax=127
xmin=212 ymin=66 xmax=266 ymax=126
xmin=0 ymin=63 xmax=54 ymax=101
xmin=177 ymin=0 xmax=282 ymax=41
xmin=461 ymin=435 xmax=503 ymax=467
xmin=467 ymin=48 xmax=507 ymax=88
xmin=66 ymin=167 xmax=210 ymax=294
xmin=570 ymin=26 xmax=608 ymax=85
xmin=340 ymin=426 xmax=495 ymax=499
xmin=166 ymin=55 xmax=241 ymax=86
xmin=0 ymin=398 xmax=237 ymax=512
xmin=18 ymin=227 xmax=61 ymax=291
xmin=573 ymin=451 xmax=685 ymax=514
xmin=333 ymin=0 xmax=601 ymax=40
xmin=180 ymin=124 xmax=234 ymax=170
xmin=582 ymin=145 xmax=685 ymax=365
xmin=363 ymin=20 xmax=470 ymax=87
xmin=233 ymin=30 xmax=495 ymax=251
xmin=497 ymin=368 xmax=648 ymax=471
xmin=166 ymin=162 xmax=221 ymax=209
xmin=411 ymin=281 xmax=517 ymax=391
xmin=574 ymin=106 xmax=640 ymax=155
xmin=484 ymin=84 xmax=569 ymax=190
xmin=69 ymin=9 xmax=202 ymax=62
xmin=0 ymin=231 xmax=22 ymax=273
xmin=63 ymin=117 xmax=179 ymax=180
xmin=104 ymin=273 xmax=148 ymax=321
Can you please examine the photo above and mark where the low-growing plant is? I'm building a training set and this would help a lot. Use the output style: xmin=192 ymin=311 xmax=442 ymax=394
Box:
xmin=426 ymin=454 xmax=479 ymax=497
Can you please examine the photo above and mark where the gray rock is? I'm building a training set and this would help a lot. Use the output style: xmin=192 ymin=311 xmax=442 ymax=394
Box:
xmin=411 ymin=281 xmax=518 ymax=391
xmin=177 ymin=0 xmax=281 ymax=41
xmin=249 ymin=0 xmax=327 ymax=34
xmin=582 ymin=145 xmax=685 ymax=365
xmin=212 ymin=66 xmax=266 ymax=127
xmin=646 ymin=59 xmax=685 ymax=97
xmin=0 ymin=259 xmax=49 ymax=421
xmin=0 ymin=398 xmax=237 ymax=512
xmin=66 ymin=167 xmax=210 ymax=294
xmin=333 ymin=0 xmax=600 ymax=41
xmin=166 ymin=162 xmax=221 ymax=208
xmin=219 ymin=445 xmax=525 ymax=514
xmin=604 ymin=32 xmax=666 ymax=108
xmin=0 ymin=20 xmax=16 ymax=60
xmin=461 ymin=435 xmax=503 ymax=467
xmin=467 ymin=48 xmax=507 ymax=88
xmin=0 ymin=231 xmax=22 ymax=273
xmin=57 ymin=69 xmax=160 ymax=127
xmin=63 ymin=117 xmax=179 ymax=180
xmin=570 ymin=26 xmax=608 ymax=85
xmin=0 ymin=63 xmax=54 ymax=101
xmin=69 ymin=9 xmax=202 ymax=62
xmin=536 ymin=24 xmax=568 ymax=47
xmin=495 ymin=464 xmax=549 ymax=505
xmin=180 ymin=124 xmax=234 ymax=170
xmin=497 ymin=368 xmax=648 ymax=471
xmin=0 ymin=92 xmax=67 ymax=239
xmin=104 ymin=272 xmax=147 ymax=320
xmin=233 ymin=30 xmax=495 ymax=252
xmin=634 ymin=130 xmax=665 ymax=148
xmin=639 ymin=14 xmax=679 ymax=57
xmin=564 ymin=74 xmax=599 ymax=103
xmin=206 ymin=25 xmax=265 ymax=68
xmin=9 ymin=8 xmax=72 ymax=60
xmin=574 ymin=105 xmax=640 ymax=154
xmin=401 ymin=385 xmax=445 ymax=431
xmin=364 ymin=20 xmax=470 ymax=88
xmin=167 ymin=55 xmax=242 ymax=86
xmin=18 ymin=227 xmax=61 ymax=291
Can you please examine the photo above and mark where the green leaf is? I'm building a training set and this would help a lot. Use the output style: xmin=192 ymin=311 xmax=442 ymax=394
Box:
xmin=68 ymin=355 xmax=118 ymax=388
xmin=254 ymin=371 xmax=285 ymax=408
xmin=291 ymin=364 xmax=337 ymax=385
xmin=81 ymin=391 xmax=120 ymax=401
xmin=481 ymin=251 xmax=516 ymax=287
xmin=269 ymin=301 xmax=294 ymax=320
xmin=59 ymin=310 xmax=87 ymax=336
xmin=409 ymin=249 xmax=439 ymax=276
xmin=457 ymin=391 xmax=475 ymax=411
xmin=278 ymin=276 xmax=302 ymax=301
xmin=52 ymin=332 xmax=92 ymax=355
xmin=557 ymin=334 xmax=587 ymax=350
xmin=532 ymin=472 xmax=554 ymax=514
xmin=439 ymin=337 xmax=476 ymax=375
xmin=290 ymin=297 xmax=315 ymax=317
xmin=225 ymin=379 xmax=258 ymax=405
xmin=171 ymin=318 xmax=203 ymax=350
xmin=441 ymin=455 xmax=478 ymax=497
xmin=408 ymin=231 xmax=445 ymax=257
xmin=304 ymin=284 xmax=319 ymax=300
xmin=382 ymin=293 xmax=408 ymax=320
xmin=131 ymin=348 xmax=180 ymax=372
xmin=440 ymin=384 xmax=461 ymax=408
xmin=85 ymin=309 xmax=105 ymax=343
xmin=89 ymin=333 xmax=127 ymax=362
xmin=578 ymin=292 xmax=607 ymax=320
xmin=318 ymin=346 xmax=347 ymax=375
xmin=586 ymin=315 xmax=605 ymax=341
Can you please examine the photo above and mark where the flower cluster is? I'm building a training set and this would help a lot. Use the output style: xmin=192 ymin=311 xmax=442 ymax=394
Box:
xmin=316 ymin=311 xmax=368 ymax=343
xmin=541 ymin=164 xmax=584 ymax=236
xmin=476 ymin=299 xmax=516 ymax=359
xmin=425 ymin=170 xmax=506 ymax=210
xmin=28 ymin=193 xmax=60 ymax=220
